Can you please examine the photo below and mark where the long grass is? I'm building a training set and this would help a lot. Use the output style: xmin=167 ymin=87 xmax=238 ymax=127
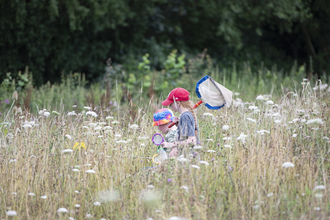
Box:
xmin=0 ymin=78 xmax=329 ymax=219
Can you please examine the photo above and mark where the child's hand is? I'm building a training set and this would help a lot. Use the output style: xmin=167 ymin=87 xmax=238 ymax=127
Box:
xmin=161 ymin=142 xmax=175 ymax=149
xmin=169 ymin=147 xmax=178 ymax=157
xmin=171 ymin=116 xmax=179 ymax=123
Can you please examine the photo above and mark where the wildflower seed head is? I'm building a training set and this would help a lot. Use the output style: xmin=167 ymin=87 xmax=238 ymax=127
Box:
xmin=12 ymin=91 xmax=18 ymax=100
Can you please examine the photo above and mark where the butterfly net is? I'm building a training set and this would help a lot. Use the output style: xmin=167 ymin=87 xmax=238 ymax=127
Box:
xmin=198 ymin=77 xmax=232 ymax=109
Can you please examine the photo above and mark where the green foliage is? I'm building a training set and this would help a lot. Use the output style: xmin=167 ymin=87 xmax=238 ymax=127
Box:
xmin=1 ymin=0 xmax=329 ymax=86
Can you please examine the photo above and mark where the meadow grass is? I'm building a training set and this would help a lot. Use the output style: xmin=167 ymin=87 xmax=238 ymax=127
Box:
xmin=0 ymin=79 xmax=329 ymax=219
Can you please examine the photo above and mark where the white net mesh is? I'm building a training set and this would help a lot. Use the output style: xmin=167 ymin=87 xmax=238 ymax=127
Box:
xmin=153 ymin=134 xmax=163 ymax=145
xmin=199 ymin=78 xmax=232 ymax=108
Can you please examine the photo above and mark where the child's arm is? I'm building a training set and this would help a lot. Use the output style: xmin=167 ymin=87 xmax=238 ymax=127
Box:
xmin=162 ymin=136 xmax=196 ymax=149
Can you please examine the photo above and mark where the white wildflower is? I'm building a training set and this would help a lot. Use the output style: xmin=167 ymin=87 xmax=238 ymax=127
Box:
xmin=6 ymin=210 xmax=17 ymax=216
xmin=256 ymin=95 xmax=264 ymax=100
xmin=193 ymin=145 xmax=203 ymax=150
xmin=237 ymin=133 xmax=247 ymax=143
xmin=313 ymin=207 xmax=321 ymax=211
xmin=40 ymin=195 xmax=47 ymax=199
xmin=168 ymin=217 xmax=188 ymax=220
xmin=306 ymin=118 xmax=323 ymax=125
xmin=57 ymin=208 xmax=68 ymax=213
xmin=28 ymin=193 xmax=35 ymax=196
xmin=74 ymin=204 xmax=80 ymax=208
xmin=115 ymin=134 xmax=121 ymax=138
xmin=88 ymin=123 xmax=97 ymax=127
xmin=147 ymin=185 xmax=155 ymax=189
xmin=323 ymin=137 xmax=329 ymax=141
xmin=315 ymin=193 xmax=323 ymax=198
xmin=112 ymin=121 xmax=120 ymax=124
xmin=224 ymin=145 xmax=232 ymax=148
xmin=39 ymin=110 xmax=44 ymax=115
xmin=23 ymin=124 xmax=32 ymax=128
xmin=206 ymin=139 xmax=213 ymax=142
xmin=72 ymin=169 xmax=79 ymax=172
xmin=86 ymin=170 xmax=96 ymax=174
xmin=86 ymin=214 xmax=93 ymax=218
xmin=177 ymin=157 xmax=188 ymax=162
xmin=94 ymin=126 xmax=102 ymax=131
xmin=282 ymin=162 xmax=294 ymax=168
xmin=84 ymin=106 xmax=92 ymax=110
xmin=43 ymin=112 xmax=50 ymax=117
xmin=130 ymin=124 xmax=139 ymax=129
xmin=139 ymin=136 xmax=148 ymax=140
xmin=207 ymin=150 xmax=216 ymax=153
xmin=62 ymin=149 xmax=73 ymax=153
xmin=199 ymin=161 xmax=209 ymax=166
xmin=191 ymin=165 xmax=200 ymax=169
xmin=180 ymin=186 xmax=189 ymax=191
xmin=274 ymin=120 xmax=281 ymax=124
xmin=203 ymin=112 xmax=214 ymax=117
xmin=320 ymin=84 xmax=328 ymax=90
xmin=94 ymin=201 xmax=101 ymax=206
xmin=65 ymin=134 xmax=72 ymax=139
xmin=246 ymin=118 xmax=256 ymax=123
xmin=86 ymin=111 xmax=97 ymax=117
xmin=234 ymin=92 xmax=240 ymax=96
xmin=270 ymin=112 xmax=281 ymax=117
xmin=292 ymin=134 xmax=297 ymax=138
xmin=116 ymin=140 xmax=127 ymax=144
xmin=69 ymin=217 xmax=74 ymax=220
xmin=222 ymin=125 xmax=229 ymax=130
xmin=140 ymin=143 xmax=146 ymax=147
xmin=75 ymin=191 xmax=79 ymax=194
xmin=256 ymin=130 xmax=270 ymax=135
xmin=9 ymin=159 xmax=16 ymax=163
xmin=223 ymin=137 xmax=231 ymax=140
xmin=82 ymin=126 xmax=89 ymax=130
xmin=314 ymin=185 xmax=326 ymax=190
xmin=104 ymin=126 xmax=112 ymax=130
xmin=267 ymin=193 xmax=273 ymax=197
xmin=248 ymin=106 xmax=258 ymax=110
xmin=106 ymin=116 xmax=114 ymax=120
xmin=266 ymin=100 xmax=274 ymax=105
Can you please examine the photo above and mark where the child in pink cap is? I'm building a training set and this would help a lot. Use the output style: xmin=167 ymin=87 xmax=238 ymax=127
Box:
xmin=153 ymin=108 xmax=178 ymax=144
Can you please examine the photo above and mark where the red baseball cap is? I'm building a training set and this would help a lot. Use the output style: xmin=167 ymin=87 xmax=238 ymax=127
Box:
xmin=162 ymin=88 xmax=190 ymax=106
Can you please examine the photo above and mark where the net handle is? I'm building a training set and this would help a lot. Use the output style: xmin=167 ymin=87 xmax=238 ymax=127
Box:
xmin=168 ymin=100 xmax=203 ymax=128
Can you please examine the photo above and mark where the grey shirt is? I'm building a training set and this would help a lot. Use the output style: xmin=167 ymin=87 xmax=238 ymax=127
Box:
xmin=177 ymin=111 xmax=199 ymax=142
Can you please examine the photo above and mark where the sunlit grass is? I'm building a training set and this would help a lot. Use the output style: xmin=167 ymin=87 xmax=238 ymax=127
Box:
xmin=0 ymin=79 xmax=329 ymax=219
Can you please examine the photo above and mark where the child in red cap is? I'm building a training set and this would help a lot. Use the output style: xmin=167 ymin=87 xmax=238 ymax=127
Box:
xmin=161 ymin=88 xmax=199 ymax=158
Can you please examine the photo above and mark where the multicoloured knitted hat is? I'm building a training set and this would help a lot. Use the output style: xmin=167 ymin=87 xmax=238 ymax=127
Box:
xmin=153 ymin=108 xmax=174 ymax=126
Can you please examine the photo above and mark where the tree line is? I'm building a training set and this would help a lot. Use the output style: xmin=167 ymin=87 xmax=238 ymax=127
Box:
xmin=0 ymin=0 xmax=329 ymax=86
